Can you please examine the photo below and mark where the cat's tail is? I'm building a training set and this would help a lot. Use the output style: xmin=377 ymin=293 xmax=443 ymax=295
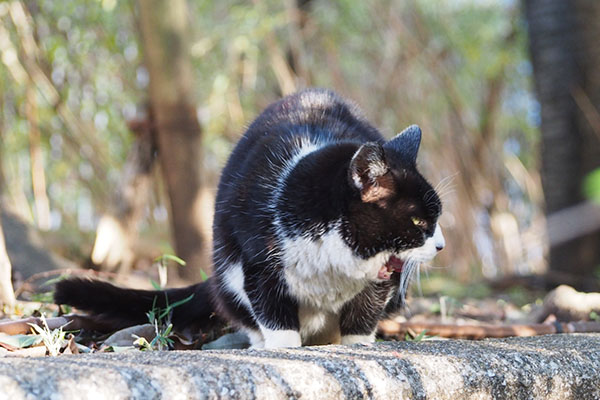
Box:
xmin=54 ymin=277 xmax=221 ymax=333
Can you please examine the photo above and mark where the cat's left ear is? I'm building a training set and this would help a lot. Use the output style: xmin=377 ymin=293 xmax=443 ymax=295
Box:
xmin=383 ymin=124 xmax=421 ymax=165
xmin=349 ymin=143 xmax=394 ymax=203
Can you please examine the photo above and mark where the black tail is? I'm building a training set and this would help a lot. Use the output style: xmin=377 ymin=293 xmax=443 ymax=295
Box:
xmin=54 ymin=277 xmax=221 ymax=333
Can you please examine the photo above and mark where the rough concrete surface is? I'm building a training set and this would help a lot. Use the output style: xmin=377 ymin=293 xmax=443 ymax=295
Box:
xmin=0 ymin=334 xmax=599 ymax=399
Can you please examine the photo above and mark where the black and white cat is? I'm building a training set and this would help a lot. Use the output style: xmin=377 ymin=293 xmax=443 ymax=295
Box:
xmin=55 ymin=89 xmax=444 ymax=348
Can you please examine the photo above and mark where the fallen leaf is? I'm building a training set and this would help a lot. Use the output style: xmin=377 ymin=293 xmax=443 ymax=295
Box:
xmin=0 ymin=333 xmax=43 ymax=349
xmin=62 ymin=334 xmax=79 ymax=355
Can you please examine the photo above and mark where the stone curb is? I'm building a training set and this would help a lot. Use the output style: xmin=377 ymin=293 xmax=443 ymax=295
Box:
xmin=0 ymin=334 xmax=599 ymax=399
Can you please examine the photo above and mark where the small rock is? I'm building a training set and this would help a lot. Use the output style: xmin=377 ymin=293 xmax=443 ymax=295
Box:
xmin=103 ymin=324 xmax=156 ymax=347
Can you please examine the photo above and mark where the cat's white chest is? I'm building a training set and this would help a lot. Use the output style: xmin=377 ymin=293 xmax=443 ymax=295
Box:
xmin=281 ymin=227 xmax=389 ymax=312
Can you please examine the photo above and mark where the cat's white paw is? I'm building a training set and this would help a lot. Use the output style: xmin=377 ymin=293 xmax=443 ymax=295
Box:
xmin=243 ymin=328 xmax=265 ymax=349
xmin=260 ymin=327 xmax=302 ymax=348
xmin=341 ymin=333 xmax=376 ymax=345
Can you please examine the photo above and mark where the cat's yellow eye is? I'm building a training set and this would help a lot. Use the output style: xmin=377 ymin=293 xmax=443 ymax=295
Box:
xmin=411 ymin=217 xmax=427 ymax=228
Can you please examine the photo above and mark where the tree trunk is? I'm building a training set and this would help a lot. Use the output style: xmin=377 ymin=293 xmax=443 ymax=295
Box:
xmin=137 ymin=0 xmax=209 ymax=281
xmin=525 ymin=0 xmax=600 ymax=280
xmin=0 ymin=214 xmax=15 ymax=307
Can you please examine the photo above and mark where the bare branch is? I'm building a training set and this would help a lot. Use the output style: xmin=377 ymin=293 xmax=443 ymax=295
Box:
xmin=378 ymin=319 xmax=600 ymax=340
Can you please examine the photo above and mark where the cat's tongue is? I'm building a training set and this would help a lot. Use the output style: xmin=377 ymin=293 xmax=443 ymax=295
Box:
xmin=377 ymin=256 xmax=405 ymax=280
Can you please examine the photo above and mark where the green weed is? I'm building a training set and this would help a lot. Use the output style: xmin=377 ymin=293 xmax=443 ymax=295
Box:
xmin=136 ymin=293 xmax=194 ymax=351
xmin=405 ymin=329 xmax=436 ymax=342
xmin=28 ymin=314 xmax=67 ymax=356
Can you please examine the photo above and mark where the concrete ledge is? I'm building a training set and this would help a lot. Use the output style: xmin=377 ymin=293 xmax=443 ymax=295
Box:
xmin=1 ymin=334 xmax=599 ymax=399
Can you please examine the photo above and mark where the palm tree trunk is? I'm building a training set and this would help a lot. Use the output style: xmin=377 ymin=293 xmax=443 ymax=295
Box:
xmin=525 ymin=0 xmax=600 ymax=279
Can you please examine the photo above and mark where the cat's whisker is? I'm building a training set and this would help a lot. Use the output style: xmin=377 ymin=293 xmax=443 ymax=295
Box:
xmin=436 ymin=181 xmax=455 ymax=196
xmin=438 ymin=186 xmax=456 ymax=195
xmin=424 ymin=264 xmax=451 ymax=270
xmin=434 ymin=173 xmax=458 ymax=193
xmin=423 ymin=265 xmax=430 ymax=280
xmin=435 ymin=182 xmax=456 ymax=197
xmin=415 ymin=262 xmax=423 ymax=297
xmin=432 ymin=175 xmax=458 ymax=202
xmin=398 ymin=258 xmax=421 ymax=304
xmin=436 ymin=189 xmax=456 ymax=201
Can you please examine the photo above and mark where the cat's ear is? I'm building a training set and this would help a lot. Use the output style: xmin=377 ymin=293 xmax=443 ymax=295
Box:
xmin=349 ymin=143 xmax=394 ymax=203
xmin=383 ymin=124 xmax=422 ymax=165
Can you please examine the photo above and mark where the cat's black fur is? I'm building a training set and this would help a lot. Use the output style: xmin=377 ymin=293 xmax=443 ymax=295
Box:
xmin=55 ymin=89 xmax=444 ymax=348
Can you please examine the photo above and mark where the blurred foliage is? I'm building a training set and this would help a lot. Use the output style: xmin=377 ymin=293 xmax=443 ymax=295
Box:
xmin=0 ymin=0 xmax=543 ymax=279
xmin=0 ymin=0 xmax=141 ymax=220
xmin=584 ymin=168 xmax=600 ymax=205
xmin=420 ymin=272 xmax=492 ymax=300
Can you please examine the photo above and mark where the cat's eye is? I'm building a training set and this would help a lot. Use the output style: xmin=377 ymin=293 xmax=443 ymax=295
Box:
xmin=411 ymin=217 xmax=427 ymax=228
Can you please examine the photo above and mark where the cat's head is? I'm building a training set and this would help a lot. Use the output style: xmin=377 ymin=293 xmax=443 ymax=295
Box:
xmin=344 ymin=125 xmax=445 ymax=281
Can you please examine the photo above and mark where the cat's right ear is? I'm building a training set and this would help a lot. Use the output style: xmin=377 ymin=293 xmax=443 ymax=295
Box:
xmin=384 ymin=124 xmax=421 ymax=165
xmin=349 ymin=143 xmax=394 ymax=203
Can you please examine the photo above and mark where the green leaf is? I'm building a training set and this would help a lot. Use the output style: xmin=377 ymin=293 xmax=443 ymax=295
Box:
xmin=406 ymin=330 xmax=433 ymax=342
xmin=413 ymin=330 xmax=427 ymax=342
xmin=60 ymin=305 xmax=73 ymax=314
xmin=104 ymin=345 xmax=136 ymax=353
xmin=169 ymin=293 xmax=195 ymax=309
xmin=429 ymin=303 xmax=441 ymax=314
xmin=146 ymin=296 xmax=159 ymax=324
xmin=154 ymin=254 xmax=187 ymax=266
xmin=584 ymin=168 xmax=600 ymax=204
xmin=30 ymin=292 xmax=55 ymax=304
xmin=133 ymin=336 xmax=153 ymax=351
xmin=146 ymin=310 xmax=156 ymax=323
xmin=159 ymin=294 xmax=195 ymax=320
xmin=40 ymin=274 xmax=71 ymax=288
xmin=150 ymin=279 xmax=161 ymax=290
xmin=200 ymin=269 xmax=209 ymax=282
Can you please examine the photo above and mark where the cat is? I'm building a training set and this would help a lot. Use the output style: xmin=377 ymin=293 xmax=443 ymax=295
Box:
xmin=55 ymin=89 xmax=445 ymax=348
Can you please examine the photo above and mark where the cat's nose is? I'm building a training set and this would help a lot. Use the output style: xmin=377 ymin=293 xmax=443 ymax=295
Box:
xmin=433 ymin=224 xmax=445 ymax=252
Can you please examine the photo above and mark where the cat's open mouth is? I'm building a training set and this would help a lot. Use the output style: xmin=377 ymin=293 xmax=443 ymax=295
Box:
xmin=377 ymin=255 xmax=404 ymax=280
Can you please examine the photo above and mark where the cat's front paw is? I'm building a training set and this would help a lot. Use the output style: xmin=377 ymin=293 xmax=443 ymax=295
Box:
xmin=341 ymin=333 xmax=376 ymax=345
xmin=261 ymin=328 xmax=302 ymax=348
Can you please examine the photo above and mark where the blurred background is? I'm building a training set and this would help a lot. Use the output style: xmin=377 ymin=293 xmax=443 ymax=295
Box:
xmin=0 ymin=0 xmax=599 ymax=307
